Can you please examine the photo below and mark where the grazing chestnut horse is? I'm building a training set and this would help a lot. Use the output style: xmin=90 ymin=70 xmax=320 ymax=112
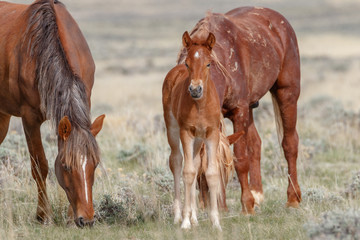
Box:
xmin=0 ymin=0 xmax=104 ymax=227
xmin=173 ymin=6 xmax=301 ymax=220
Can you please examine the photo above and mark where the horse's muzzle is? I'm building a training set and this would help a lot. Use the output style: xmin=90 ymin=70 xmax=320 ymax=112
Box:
xmin=189 ymin=84 xmax=203 ymax=99
xmin=75 ymin=216 xmax=95 ymax=228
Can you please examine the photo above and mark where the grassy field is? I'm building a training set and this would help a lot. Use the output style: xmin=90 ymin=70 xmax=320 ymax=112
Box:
xmin=1 ymin=0 xmax=360 ymax=239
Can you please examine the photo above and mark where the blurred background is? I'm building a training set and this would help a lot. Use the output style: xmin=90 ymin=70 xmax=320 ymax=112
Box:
xmin=66 ymin=0 xmax=360 ymax=113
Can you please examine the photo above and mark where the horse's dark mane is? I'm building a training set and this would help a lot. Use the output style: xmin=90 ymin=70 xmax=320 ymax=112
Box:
xmin=22 ymin=0 xmax=99 ymax=169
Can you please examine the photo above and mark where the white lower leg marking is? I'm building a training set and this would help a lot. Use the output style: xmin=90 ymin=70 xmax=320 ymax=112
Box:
xmin=81 ymin=155 xmax=89 ymax=203
xmin=251 ymin=190 xmax=264 ymax=206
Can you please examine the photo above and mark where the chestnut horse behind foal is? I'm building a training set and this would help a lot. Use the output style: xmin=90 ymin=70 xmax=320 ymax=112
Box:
xmin=0 ymin=0 xmax=104 ymax=227
xmin=163 ymin=32 xmax=227 ymax=229
xmin=176 ymin=7 xmax=301 ymax=218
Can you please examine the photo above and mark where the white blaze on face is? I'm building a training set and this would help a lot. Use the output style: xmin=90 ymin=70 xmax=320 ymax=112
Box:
xmin=194 ymin=51 xmax=199 ymax=58
xmin=81 ymin=155 xmax=89 ymax=204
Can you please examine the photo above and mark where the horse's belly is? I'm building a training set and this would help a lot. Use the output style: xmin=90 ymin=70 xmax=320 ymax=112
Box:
xmin=248 ymin=57 xmax=280 ymax=102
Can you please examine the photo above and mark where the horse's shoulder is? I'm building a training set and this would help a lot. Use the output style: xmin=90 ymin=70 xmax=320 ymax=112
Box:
xmin=163 ymin=64 xmax=187 ymax=87
xmin=162 ymin=64 xmax=187 ymax=103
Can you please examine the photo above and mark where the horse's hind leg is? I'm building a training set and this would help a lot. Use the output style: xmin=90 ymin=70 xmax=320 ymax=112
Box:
xmin=197 ymin=172 xmax=209 ymax=209
xmin=231 ymin=104 xmax=255 ymax=215
xmin=271 ymin=57 xmax=301 ymax=207
xmin=0 ymin=113 xmax=11 ymax=144
xmin=22 ymin=114 xmax=51 ymax=223
xmin=248 ymin=110 xmax=263 ymax=206
xmin=164 ymin=111 xmax=183 ymax=224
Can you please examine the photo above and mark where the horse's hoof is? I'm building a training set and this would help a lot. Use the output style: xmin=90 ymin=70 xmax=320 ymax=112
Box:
xmin=242 ymin=206 xmax=255 ymax=216
xmin=181 ymin=219 xmax=191 ymax=230
xmin=286 ymin=201 xmax=300 ymax=208
xmin=174 ymin=215 xmax=182 ymax=224
xmin=190 ymin=216 xmax=198 ymax=226
xmin=213 ymin=222 xmax=222 ymax=231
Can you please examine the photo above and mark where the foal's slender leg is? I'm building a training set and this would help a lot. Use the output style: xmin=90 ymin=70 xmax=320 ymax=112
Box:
xmin=205 ymin=132 xmax=221 ymax=230
xmin=190 ymin=139 xmax=202 ymax=226
xmin=0 ymin=113 xmax=11 ymax=144
xmin=248 ymin=110 xmax=263 ymax=206
xmin=22 ymin=114 xmax=51 ymax=223
xmin=180 ymin=129 xmax=196 ymax=229
xmin=165 ymin=112 xmax=183 ymax=224
xmin=232 ymin=105 xmax=255 ymax=214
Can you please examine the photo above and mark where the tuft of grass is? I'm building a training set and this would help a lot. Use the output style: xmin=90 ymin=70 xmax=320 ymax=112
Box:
xmin=305 ymin=209 xmax=360 ymax=240
xmin=345 ymin=171 xmax=360 ymax=198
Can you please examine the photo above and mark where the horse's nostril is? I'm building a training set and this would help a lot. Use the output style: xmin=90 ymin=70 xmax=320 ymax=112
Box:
xmin=75 ymin=217 xmax=85 ymax=228
xmin=189 ymin=85 xmax=193 ymax=92
xmin=198 ymin=86 xmax=203 ymax=93
xmin=88 ymin=219 xmax=95 ymax=227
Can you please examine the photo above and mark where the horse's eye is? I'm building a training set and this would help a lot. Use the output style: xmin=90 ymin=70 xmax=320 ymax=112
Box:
xmin=185 ymin=63 xmax=189 ymax=68
xmin=206 ymin=63 xmax=210 ymax=67
xmin=63 ymin=164 xmax=71 ymax=172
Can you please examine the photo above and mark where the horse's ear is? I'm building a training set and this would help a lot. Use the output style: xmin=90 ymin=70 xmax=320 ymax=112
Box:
xmin=182 ymin=31 xmax=192 ymax=48
xmin=206 ymin=32 xmax=216 ymax=50
xmin=58 ymin=116 xmax=72 ymax=141
xmin=35 ymin=0 xmax=55 ymax=6
xmin=227 ymin=131 xmax=245 ymax=145
xmin=91 ymin=114 xmax=105 ymax=137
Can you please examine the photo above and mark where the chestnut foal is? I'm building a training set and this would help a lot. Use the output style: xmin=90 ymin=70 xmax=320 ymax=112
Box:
xmin=163 ymin=32 xmax=226 ymax=229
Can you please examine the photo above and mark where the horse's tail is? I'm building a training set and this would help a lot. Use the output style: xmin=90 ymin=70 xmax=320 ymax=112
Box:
xmin=271 ymin=94 xmax=284 ymax=148
xmin=217 ymin=117 xmax=234 ymax=191
xmin=198 ymin=116 xmax=241 ymax=210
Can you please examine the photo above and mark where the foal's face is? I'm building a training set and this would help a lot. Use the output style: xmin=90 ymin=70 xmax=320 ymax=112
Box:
xmin=182 ymin=31 xmax=216 ymax=99
xmin=55 ymin=115 xmax=105 ymax=228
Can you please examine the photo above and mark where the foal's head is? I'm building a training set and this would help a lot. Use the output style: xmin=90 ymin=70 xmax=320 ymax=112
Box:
xmin=55 ymin=115 xmax=105 ymax=228
xmin=182 ymin=31 xmax=216 ymax=99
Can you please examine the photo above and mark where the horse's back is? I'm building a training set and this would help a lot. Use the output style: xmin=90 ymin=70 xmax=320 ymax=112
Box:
xmin=225 ymin=7 xmax=300 ymax=94
xmin=204 ymin=7 xmax=299 ymax=106
xmin=0 ymin=0 xmax=96 ymax=117
xmin=225 ymin=7 xmax=299 ymax=56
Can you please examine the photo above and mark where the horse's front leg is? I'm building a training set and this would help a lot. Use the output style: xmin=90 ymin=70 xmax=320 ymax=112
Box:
xmin=165 ymin=112 xmax=183 ymax=224
xmin=190 ymin=139 xmax=202 ymax=226
xmin=180 ymin=129 xmax=197 ymax=229
xmin=22 ymin=114 xmax=51 ymax=224
xmin=205 ymin=130 xmax=221 ymax=230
